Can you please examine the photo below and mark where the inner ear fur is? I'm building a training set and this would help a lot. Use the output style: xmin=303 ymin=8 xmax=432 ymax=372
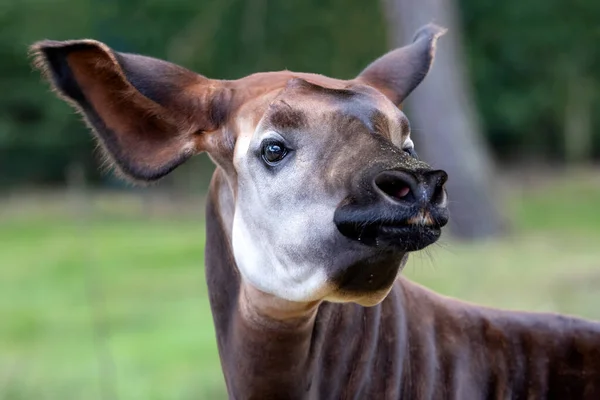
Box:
xmin=31 ymin=39 xmax=229 ymax=182
xmin=357 ymin=23 xmax=447 ymax=106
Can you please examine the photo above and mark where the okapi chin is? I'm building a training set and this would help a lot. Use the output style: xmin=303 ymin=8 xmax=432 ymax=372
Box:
xmin=32 ymin=23 xmax=600 ymax=399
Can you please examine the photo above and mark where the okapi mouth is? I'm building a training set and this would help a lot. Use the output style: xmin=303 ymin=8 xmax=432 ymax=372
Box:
xmin=333 ymin=203 xmax=448 ymax=251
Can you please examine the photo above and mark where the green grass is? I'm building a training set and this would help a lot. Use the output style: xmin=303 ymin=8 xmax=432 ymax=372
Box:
xmin=1 ymin=177 xmax=600 ymax=399
xmin=0 ymin=215 xmax=224 ymax=399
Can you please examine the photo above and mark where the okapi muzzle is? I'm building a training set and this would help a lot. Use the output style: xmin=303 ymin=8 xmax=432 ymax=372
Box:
xmin=334 ymin=157 xmax=449 ymax=251
xmin=30 ymin=23 xmax=600 ymax=400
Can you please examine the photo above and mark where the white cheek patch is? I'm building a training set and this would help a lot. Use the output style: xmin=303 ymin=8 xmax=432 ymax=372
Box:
xmin=232 ymin=210 xmax=331 ymax=302
xmin=230 ymin=125 xmax=336 ymax=302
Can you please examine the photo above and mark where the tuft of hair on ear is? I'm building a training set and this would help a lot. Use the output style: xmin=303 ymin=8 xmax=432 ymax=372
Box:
xmin=29 ymin=40 xmax=59 ymax=79
xmin=94 ymin=147 xmax=158 ymax=188
xmin=412 ymin=23 xmax=448 ymax=44
xmin=29 ymin=39 xmax=103 ymax=104
xmin=411 ymin=23 xmax=447 ymax=65
xmin=30 ymin=41 xmax=68 ymax=105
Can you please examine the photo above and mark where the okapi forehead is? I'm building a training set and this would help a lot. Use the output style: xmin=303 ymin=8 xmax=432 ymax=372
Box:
xmin=262 ymin=77 xmax=408 ymax=141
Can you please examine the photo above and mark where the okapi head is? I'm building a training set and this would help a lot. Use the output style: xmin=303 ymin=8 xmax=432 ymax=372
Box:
xmin=31 ymin=24 xmax=448 ymax=307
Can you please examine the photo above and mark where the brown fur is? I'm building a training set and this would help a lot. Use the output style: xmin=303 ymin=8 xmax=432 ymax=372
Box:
xmin=205 ymin=168 xmax=600 ymax=399
xmin=31 ymin=23 xmax=600 ymax=399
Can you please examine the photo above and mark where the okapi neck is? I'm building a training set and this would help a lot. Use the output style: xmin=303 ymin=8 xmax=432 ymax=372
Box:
xmin=204 ymin=168 xmax=414 ymax=398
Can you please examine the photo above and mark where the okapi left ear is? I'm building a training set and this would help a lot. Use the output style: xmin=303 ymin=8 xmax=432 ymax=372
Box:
xmin=30 ymin=39 xmax=230 ymax=182
xmin=356 ymin=23 xmax=446 ymax=106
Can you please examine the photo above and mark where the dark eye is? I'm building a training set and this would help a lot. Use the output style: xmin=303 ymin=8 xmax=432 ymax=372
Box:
xmin=261 ymin=140 xmax=289 ymax=165
xmin=404 ymin=147 xmax=419 ymax=160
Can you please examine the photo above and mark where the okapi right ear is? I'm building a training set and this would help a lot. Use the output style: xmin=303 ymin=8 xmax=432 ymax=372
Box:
xmin=30 ymin=39 xmax=229 ymax=182
xmin=357 ymin=24 xmax=446 ymax=106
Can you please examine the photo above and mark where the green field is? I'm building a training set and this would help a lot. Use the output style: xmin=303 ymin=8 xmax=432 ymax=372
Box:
xmin=2 ymin=175 xmax=600 ymax=399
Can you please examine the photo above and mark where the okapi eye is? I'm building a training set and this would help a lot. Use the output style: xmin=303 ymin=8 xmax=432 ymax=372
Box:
xmin=261 ymin=140 xmax=289 ymax=165
xmin=404 ymin=147 xmax=419 ymax=160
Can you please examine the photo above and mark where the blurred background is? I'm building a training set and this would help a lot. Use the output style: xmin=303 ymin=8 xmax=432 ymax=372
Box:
xmin=1 ymin=0 xmax=599 ymax=398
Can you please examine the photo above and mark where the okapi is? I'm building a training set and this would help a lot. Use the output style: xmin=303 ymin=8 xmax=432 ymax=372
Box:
xmin=31 ymin=24 xmax=600 ymax=399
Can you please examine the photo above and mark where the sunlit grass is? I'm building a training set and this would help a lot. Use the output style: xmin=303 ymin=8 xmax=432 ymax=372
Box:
xmin=0 ymin=212 xmax=224 ymax=399
xmin=1 ymin=175 xmax=600 ymax=399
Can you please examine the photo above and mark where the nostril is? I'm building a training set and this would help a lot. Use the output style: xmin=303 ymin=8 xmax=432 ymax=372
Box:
xmin=424 ymin=170 xmax=448 ymax=205
xmin=374 ymin=171 xmax=417 ymax=203
xmin=395 ymin=186 xmax=411 ymax=199
xmin=431 ymin=184 xmax=445 ymax=206
xmin=425 ymin=170 xmax=448 ymax=187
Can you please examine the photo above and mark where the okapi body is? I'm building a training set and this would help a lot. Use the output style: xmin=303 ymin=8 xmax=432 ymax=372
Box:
xmin=31 ymin=24 xmax=600 ymax=399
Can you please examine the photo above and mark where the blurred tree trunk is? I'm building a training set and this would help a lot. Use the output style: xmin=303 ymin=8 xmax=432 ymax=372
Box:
xmin=564 ymin=70 xmax=593 ymax=165
xmin=382 ymin=0 xmax=506 ymax=239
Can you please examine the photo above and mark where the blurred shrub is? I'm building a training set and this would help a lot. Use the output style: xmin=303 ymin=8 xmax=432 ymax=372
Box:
xmin=461 ymin=0 xmax=600 ymax=163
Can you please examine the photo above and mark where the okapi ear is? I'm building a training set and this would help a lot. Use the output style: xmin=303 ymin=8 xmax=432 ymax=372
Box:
xmin=30 ymin=39 xmax=228 ymax=182
xmin=357 ymin=23 xmax=446 ymax=106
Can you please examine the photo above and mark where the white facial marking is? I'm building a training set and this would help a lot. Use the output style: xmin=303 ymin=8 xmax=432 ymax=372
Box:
xmin=390 ymin=113 xmax=413 ymax=150
xmin=232 ymin=212 xmax=331 ymax=302
xmin=231 ymin=125 xmax=339 ymax=302
xmin=228 ymin=99 xmax=428 ymax=304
